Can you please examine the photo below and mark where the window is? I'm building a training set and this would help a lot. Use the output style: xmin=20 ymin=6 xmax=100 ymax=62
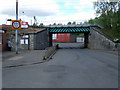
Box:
xmin=20 ymin=39 xmax=28 ymax=44
xmin=20 ymin=34 xmax=29 ymax=45
xmin=52 ymin=34 xmax=57 ymax=39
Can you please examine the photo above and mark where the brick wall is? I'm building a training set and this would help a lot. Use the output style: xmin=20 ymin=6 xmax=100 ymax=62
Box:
xmin=1 ymin=33 xmax=8 ymax=51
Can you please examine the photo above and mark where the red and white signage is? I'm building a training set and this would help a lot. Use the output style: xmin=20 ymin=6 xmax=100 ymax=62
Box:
xmin=21 ymin=22 xmax=28 ymax=29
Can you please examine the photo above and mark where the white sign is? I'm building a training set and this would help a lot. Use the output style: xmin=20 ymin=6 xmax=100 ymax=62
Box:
xmin=21 ymin=22 xmax=28 ymax=29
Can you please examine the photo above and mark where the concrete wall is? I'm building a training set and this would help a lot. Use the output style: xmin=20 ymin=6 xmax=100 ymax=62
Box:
xmin=28 ymin=29 xmax=49 ymax=50
xmin=34 ymin=29 xmax=49 ymax=50
xmin=89 ymin=27 xmax=120 ymax=50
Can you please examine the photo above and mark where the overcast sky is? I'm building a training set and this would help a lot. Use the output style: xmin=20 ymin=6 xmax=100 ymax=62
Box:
xmin=0 ymin=0 xmax=97 ymax=25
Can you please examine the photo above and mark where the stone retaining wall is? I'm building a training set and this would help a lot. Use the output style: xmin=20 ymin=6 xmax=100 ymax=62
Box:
xmin=89 ymin=27 xmax=120 ymax=50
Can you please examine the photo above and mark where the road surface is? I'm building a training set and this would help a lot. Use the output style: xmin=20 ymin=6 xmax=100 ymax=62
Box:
xmin=3 ymin=49 xmax=118 ymax=88
xmin=53 ymin=42 xmax=84 ymax=49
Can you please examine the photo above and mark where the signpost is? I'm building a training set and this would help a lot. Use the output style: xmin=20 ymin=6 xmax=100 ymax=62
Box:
xmin=16 ymin=0 xmax=18 ymax=54
xmin=21 ymin=21 xmax=28 ymax=49
xmin=11 ymin=20 xmax=21 ymax=54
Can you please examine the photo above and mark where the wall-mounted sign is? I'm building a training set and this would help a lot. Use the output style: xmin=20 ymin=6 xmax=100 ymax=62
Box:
xmin=21 ymin=22 xmax=28 ymax=29
xmin=12 ymin=20 xmax=21 ymax=30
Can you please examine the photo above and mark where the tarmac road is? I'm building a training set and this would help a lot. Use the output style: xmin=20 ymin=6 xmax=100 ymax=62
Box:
xmin=2 ymin=49 xmax=118 ymax=88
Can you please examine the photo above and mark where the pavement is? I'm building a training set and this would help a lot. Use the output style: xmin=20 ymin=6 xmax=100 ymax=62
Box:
xmin=3 ymin=48 xmax=118 ymax=88
xmin=2 ymin=50 xmax=47 ymax=68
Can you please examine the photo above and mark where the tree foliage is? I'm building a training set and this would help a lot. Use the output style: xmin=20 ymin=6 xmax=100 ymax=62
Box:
xmin=39 ymin=23 xmax=44 ymax=27
xmin=72 ymin=21 xmax=76 ymax=25
xmin=88 ymin=0 xmax=120 ymax=40
xmin=67 ymin=22 xmax=72 ymax=25
xmin=53 ymin=23 xmax=56 ymax=25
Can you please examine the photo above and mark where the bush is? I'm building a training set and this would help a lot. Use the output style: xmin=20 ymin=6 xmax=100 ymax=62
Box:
xmin=42 ymin=56 xmax=47 ymax=60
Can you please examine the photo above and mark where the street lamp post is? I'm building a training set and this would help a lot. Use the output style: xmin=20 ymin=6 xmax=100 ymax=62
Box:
xmin=22 ymin=11 xmax=26 ymax=50
xmin=16 ymin=0 xmax=18 ymax=54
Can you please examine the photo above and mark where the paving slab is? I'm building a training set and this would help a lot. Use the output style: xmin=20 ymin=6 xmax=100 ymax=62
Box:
xmin=2 ymin=50 xmax=47 ymax=68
